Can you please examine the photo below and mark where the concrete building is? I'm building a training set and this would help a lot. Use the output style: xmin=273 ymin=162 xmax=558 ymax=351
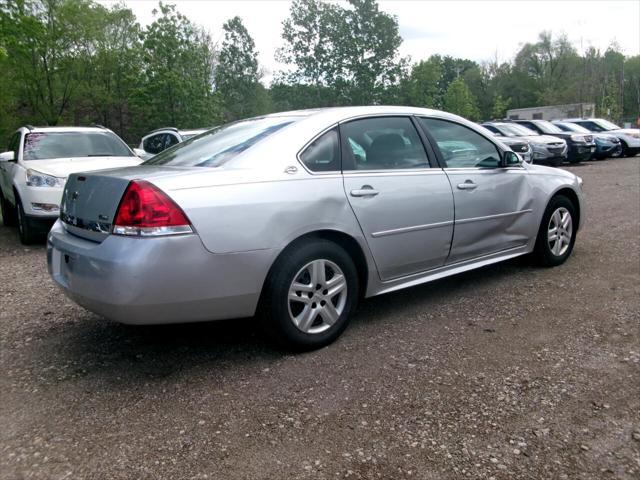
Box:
xmin=507 ymin=103 xmax=595 ymax=121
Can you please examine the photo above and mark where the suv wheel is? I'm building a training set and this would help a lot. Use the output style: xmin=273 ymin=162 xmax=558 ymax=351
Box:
xmin=262 ymin=239 xmax=358 ymax=350
xmin=16 ymin=198 xmax=38 ymax=244
xmin=533 ymin=195 xmax=577 ymax=267
xmin=0 ymin=189 xmax=17 ymax=227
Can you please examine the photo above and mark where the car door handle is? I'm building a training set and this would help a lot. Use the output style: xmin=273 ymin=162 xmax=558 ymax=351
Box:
xmin=457 ymin=181 xmax=477 ymax=190
xmin=350 ymin=186 xmax=379 ymax=197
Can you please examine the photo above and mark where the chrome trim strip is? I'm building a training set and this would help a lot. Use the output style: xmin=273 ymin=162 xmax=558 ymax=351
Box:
xmin=371 ymin=219 xmax=454 ymax=238
xmin=456 ymin=208 xmax=533 ymax=225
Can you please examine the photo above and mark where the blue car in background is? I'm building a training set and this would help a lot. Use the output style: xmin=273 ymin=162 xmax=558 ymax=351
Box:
xmin=552 ymin=121 xmax=622 ymax=160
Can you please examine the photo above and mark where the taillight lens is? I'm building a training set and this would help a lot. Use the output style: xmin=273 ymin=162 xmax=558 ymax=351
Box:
xmin=112 ymin=180 xmax=192 ymax=236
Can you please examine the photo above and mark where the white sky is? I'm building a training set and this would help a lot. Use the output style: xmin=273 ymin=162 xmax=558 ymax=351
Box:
xmin=100 ymin=0 xmax=640 ymax=84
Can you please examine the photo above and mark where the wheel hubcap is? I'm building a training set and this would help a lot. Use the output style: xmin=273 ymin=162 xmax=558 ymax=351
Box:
xmin=287 ymin=259 xmax=347 ymax=334
xmin=547 ymin=207 xmax=573 ymax=256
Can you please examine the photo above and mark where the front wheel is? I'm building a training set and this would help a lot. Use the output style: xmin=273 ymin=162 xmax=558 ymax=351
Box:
xmin=533 ymin=195 xmax=577 ymax=267
xmin=0 ymin=189 xmax=17 ymax=227
xmin=262 ymin=239 xmax=359 ymax=350
xmin=17 ymin=198 xmax=38 ymax=245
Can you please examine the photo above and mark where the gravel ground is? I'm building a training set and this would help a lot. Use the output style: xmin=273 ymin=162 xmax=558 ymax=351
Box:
xmin=1 ymin=157 xmax=639 ymax=480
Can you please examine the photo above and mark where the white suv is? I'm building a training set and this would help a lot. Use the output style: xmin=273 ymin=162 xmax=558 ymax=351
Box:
xmin=561 ymin=118 xmax=640 ymax=157
xmin=136 ymin=127 xmax=207 ymax=160
xmin=0 ymin=126 xmax=143 ymax=244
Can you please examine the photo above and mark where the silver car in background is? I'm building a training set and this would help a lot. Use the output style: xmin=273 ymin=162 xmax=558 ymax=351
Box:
xmin=48 ymin=107 xmax=584 ymax=350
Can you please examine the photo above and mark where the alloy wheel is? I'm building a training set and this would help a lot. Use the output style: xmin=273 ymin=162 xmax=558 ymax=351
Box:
xmin=287 ymin=259 xmax=348 ymax=334
xmin=547 ymin=207 xmax=573 ymax=256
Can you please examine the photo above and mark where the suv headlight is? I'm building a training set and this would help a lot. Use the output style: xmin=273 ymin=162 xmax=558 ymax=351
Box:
xmin=26 ymin=169 xmax=63 ymax=188
xmin=570 ymin=134 xmax=586 ymax=142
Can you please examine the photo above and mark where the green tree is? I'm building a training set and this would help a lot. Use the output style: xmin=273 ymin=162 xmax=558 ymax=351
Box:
xmin=0 ymin=0 xmax=99 ymax=126
xmin=133 ymin=3 xmax=219 ymax=134
xmin=443 ymin=78 xmax=480 ymax=120
xmin=76 ymin=3 xmax=142 ymax=138
xmin=401 ymin=57 xmax=442 ymax=108
xmin=491 ymin=93 xmax=510 ymax=119
xmin=215 ymin=16 xmax=265 ymax=121
xmin=277 ymin=0 xmax=406 ymax=106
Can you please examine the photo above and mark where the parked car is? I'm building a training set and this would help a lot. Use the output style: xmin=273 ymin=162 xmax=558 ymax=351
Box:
xmin=136 ymin=127 xmax=208 ymax=159
xmin=0 ymin=126 xmax=142 ymax=244
xmin=47 ymin=107 xmax=584 ymax=350
xmin=482 ymin=122 xmax=568 ymax=166
xmin=552 ymin=121 xmax=621 ymax=159
xmin=510 ymin=119 xmax=595 ymax=164
xmin=560 ymin=118 xmax=640 ymax=157
xmin=488 ymin=134 xmax=532 ymax=163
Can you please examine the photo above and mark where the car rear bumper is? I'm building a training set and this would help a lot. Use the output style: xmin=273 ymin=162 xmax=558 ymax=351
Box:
xmin=47 ymin=220 xmax=275 ymax=324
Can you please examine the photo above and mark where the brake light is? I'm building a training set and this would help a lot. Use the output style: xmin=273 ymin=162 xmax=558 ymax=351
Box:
xmin=112 ymin=180 xmax=192 ymax=236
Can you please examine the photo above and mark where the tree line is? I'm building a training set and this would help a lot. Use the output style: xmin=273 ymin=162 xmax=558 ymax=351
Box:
xmin=1 ymin=0 xmax=638 ymax=145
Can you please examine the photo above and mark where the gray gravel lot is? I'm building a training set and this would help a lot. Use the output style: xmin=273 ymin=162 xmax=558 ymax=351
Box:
xmin=1 ymin=158 xmax=639 ymax=480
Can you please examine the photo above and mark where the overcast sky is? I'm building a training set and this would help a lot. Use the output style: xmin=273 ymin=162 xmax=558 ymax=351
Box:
xmin=99 ymin=0 xmax=640 ymax=83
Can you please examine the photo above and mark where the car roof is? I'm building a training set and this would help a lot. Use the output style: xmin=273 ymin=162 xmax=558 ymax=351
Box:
xmin=20 ymin=126 xmax=111 ymax=133
xmin=259 ymin=106 xmax=449 ymax=123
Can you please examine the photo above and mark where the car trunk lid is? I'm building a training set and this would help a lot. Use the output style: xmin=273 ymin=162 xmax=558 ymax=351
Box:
xmin=60 ymin=166 xmax=202 ymax=242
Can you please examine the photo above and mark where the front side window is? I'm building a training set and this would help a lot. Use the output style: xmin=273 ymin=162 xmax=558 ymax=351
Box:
xmin=340 ymin=117 xmax=430 ymax=171
xmin=23 ymin=132 xmax=133 ymax=160
xmin=165 ymin=134 xmax=180 ymax=148
xmin=575 ymin=121 xmax=604 ymax=132
xmin=8 ymin=132 xmax=20 ymax=158
xmin=299 ymin=128 xmax=340 ymax=172
xmin=145 ymin=116 xmax=297 ymax=168
xmin=419 ymin=118 xmax=502 ymax=168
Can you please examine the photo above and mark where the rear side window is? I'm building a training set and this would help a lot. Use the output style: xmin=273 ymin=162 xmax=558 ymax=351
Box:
xmin=419 ymin=118 xmax=501 ymax=168
xmin=146 ymin=116 xmax=297 ymax=167
xmin=299 ymin=128 xmax=340 ymax=172
xmin=23 ymin=132 xmax=133 ymax=160
xmin=143 ymin=134 xmax=166 ymax=154
xmin=340 ymin=117 xmax=430 ymax=171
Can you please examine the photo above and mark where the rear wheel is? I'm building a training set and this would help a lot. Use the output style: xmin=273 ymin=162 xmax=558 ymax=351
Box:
xmin=16 ymin=198 xmax=38 ymax=245
xmin=262 ymin=239 xmax=358 ymax=350
xmin=533 ymin=195 xmax=577 ymax=267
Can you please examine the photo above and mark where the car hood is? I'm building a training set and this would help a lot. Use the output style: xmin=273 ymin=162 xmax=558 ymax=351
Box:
xmin=525 ymin=162 xmax=577 ymax=180
xmin=595 ymin=133 xmax=619 ymax=142
xmin=609 ymin=128 xmax=639 ymax=136
xmin=22 ymin=157 xmax=144 ymax=178
xmin=524 ymin=135 xmax=565 ymax=145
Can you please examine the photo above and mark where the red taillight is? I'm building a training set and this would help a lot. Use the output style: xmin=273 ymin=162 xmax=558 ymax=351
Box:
xmin=113 ymin=180 xmax=192 ymax=236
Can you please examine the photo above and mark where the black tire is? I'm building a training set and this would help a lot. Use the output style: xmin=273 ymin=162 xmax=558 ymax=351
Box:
xmin=16 ymin=198 xmax=38 ymax=245
xmin=533 ymin=195 xmax=577 ymax=267
xmin=620 ymin=140 xmax=630 ymax=157
xmin=548 ymin=157 xmax=563 ymax=167
xmin=261 ymin=239 xmax=359 ymax=351
xmin=0 ymin=188 xmax=18 ymax=227
xmin=568 ymin=156 xmax=582 ymax=164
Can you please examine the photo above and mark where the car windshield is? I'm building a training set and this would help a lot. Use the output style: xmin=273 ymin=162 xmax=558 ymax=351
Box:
xmin=23 ymin=131 xmax=133 ymax=160
xmin=535 ymin=120 xmax=564 ymax=134
xmin=594 ymin=119 xmax=621 ymax=131
xmin=555 ymin=122 xmax=590 ymax=134
xmin=145 ymin=117 xmax=297 ymax=167
xmin=493 ymin=123 xmax=538 ymax=137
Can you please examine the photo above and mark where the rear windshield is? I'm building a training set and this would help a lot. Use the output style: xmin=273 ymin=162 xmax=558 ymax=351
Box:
xmin=145 ymin=116 xmax=297 ymax=167
xmin=23 ymin=132 xmax=133 ymax=160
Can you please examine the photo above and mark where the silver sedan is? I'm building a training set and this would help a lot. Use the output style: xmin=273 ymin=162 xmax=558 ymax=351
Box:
xmin=47 ymin=106 xmax=584 ymax=349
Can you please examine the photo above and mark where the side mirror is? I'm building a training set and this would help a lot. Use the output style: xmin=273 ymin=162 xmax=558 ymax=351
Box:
xmin=0 ymin=151 xmax=15 ymax=162
xmin=501 ymin=151 xmax=521 ymax=167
